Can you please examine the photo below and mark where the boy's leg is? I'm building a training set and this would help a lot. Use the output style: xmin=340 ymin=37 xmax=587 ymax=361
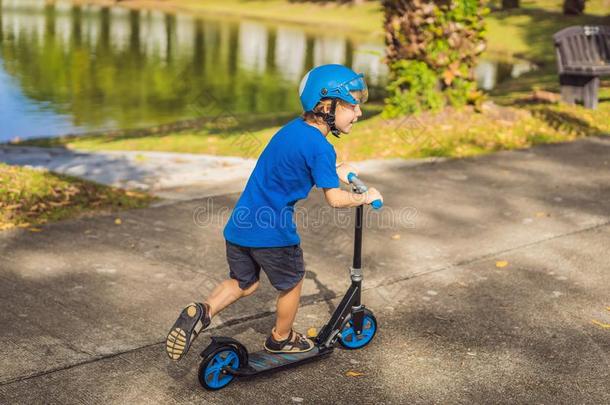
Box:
xmin=272 ymin=278 xmax=303 ymax=340
xmin=206 ymin=279 xmax=259 ymax=317
xmin=264 ymin=277 xmax=314 ymax=353
xmin=253 ymin=245 xmax=314 ymax=353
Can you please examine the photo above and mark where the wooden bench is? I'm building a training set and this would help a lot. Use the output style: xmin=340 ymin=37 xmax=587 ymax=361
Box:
xmin=553 ymin=26 xmax=610 ymax=109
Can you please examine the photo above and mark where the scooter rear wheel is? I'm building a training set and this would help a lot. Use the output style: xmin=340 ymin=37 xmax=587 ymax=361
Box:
xmin=198 ymin=346 xmax=240 ymax=390
xmin=339 ymin=310 xmax=377 ymax=349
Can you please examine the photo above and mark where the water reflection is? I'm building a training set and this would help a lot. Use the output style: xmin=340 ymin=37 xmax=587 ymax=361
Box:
xmin=275 ymin=27 xmax=306 ymax=82
xmin=0 ymin=0 xmax=387 ymax=141
xmin=475 ymin=59 xmax=537 ymax=91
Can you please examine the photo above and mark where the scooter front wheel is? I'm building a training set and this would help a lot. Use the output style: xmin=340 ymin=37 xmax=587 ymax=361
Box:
xmin=198 ymin=346 xmax=240 ymax=390
xmin=339 ymin=310 xmax=377 ymax=350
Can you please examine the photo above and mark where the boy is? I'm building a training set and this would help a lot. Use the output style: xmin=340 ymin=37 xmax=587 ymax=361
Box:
xmin=166 ymin=64 xmax=383 ymax=360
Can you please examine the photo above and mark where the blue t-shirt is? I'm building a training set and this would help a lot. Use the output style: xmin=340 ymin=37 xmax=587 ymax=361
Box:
xmin=223 ymin=118 xmax=340 ymax=247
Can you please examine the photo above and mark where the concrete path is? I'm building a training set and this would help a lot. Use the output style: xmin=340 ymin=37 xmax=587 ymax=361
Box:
xmin=0 ymin=137 xmax=609 ymax=403
xmin=0 ymin=146 xmax=258 ymax=201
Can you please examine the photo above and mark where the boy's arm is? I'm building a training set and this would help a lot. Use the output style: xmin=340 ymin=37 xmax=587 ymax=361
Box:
xmin=322 ymin=187 xmax=382 ymax=208
xmin=312 ymin=154 xmax=382 ymax=207
xmin=336 ymin=162 xmax=359 ymax=185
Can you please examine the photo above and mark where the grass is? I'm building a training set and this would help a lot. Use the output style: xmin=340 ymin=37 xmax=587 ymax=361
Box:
xmin=485 ymin=4 xmax=610 ymax=63
xmin=71 ymin=0 xmax=384 ymax=38
xmin=23 ymin=83 xmax=610 ymax=161
xmin=0 ymin=163 xmax=154 ymax=231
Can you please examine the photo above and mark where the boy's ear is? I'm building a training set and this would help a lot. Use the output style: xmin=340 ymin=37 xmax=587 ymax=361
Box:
xmin=319 ymin=101 xmax=332 ymax=114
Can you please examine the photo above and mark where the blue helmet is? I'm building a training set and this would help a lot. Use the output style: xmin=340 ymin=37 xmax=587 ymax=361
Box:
xmin=298 ymin=64 xmax=368 ymax=112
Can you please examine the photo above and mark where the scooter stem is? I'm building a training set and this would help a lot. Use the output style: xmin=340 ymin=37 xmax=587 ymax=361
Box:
xmin=352 ymin=204 xmax=363 ymax=271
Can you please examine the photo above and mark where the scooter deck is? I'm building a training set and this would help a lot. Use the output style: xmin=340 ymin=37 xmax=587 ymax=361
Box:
xmin=230 ymin=346 xmax=332 ymax=376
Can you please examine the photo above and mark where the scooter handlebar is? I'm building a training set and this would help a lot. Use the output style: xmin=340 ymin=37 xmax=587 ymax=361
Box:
xmin=347 ymin=172 xmax=383 ymax=209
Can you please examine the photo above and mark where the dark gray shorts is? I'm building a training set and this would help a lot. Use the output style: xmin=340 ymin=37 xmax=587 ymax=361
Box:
xmin=225 ymin=240 xmax=305 ymax=291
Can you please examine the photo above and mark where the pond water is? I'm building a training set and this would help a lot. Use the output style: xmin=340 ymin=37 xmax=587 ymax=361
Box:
xmin=0 ymin=0 xmax=535 ymax=142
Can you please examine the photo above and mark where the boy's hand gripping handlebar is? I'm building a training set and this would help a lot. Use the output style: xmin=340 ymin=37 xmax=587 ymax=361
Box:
xmin=347 ymin=172 xmax=383 ymax=209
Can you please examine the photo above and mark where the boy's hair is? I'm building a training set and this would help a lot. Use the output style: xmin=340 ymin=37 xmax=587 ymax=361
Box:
xmin=302 ymin=98 xmax=334 ymax=125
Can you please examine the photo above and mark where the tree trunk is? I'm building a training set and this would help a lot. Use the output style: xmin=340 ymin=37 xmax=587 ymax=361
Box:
xmin=563 ymin=0 xmax=586 ymax=15
xmin=502 ymin=0 xmax=519 ymax=9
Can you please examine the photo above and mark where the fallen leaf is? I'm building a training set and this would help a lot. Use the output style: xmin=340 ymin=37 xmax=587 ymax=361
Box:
xmin=495 ymin=260 xmax=509 ymax=268
xmin=49 ymin=201 xmax=69 ymax=207
xmin=606 ymin=306 xmax=610 ymax=312
xmin=535 ymin=212 xmax=549 ymax=217
xmin=114 ymin=218 xmax=122 ymax=225
xmin=345 ymin=370 xmax=365 ymax=377
xmin=307 ymin=328 xmax=317 ymax=338
xmin=391 ymin=234 xmax=401 ymax=240
xmin=28 ymin=228 xmax=42 ymax=232
xmin=591 ymin=320 xmax=610 ymax=329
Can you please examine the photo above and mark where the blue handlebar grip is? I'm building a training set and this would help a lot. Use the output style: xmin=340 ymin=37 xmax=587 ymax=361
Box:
xmin=348 ymin=172 xmax=382 ymax=208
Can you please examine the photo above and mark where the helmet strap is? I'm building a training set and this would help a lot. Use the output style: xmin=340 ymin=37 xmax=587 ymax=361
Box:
xmin=314 ymin=99 xmax=341 ymax=138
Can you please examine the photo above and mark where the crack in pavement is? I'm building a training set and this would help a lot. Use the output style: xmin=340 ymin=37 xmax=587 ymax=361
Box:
xmin=365 ymin=218 xmax=610 ymax=301
xmin=1 ymin=218 xmax=609 ymax=387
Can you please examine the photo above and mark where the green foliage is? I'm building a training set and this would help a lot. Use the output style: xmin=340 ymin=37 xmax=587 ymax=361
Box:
xmin=383 ymin=60 xmax=444 ymax=116
xmin=383 ymin=0 xmax=488 ymax=117
xmin=445 ymin=77 xmax=477 ymax=107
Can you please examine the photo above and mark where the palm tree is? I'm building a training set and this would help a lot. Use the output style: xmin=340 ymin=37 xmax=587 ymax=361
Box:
xmin=382 ymin=0 xmax=487 ymax=115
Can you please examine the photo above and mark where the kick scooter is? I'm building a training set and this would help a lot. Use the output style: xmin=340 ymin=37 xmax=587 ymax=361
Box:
xmin=197 ymin=173 xmax=383 ymax=390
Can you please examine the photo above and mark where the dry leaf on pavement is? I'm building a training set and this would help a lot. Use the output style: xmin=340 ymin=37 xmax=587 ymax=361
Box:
xmin=345 ymin=371 xmax=365 ymax=377
xmin=591 ymin=320 xmax=610 ymax=329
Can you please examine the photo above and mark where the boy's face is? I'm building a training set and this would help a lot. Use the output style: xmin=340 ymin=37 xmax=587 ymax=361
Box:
xmin=335 ymin=102 xmax=363 ymax=134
